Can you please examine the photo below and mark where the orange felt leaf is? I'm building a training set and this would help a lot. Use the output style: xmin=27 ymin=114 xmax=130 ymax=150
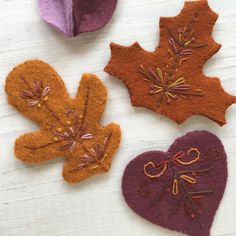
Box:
xmin=104 ymin=0 xmax=236 ymax=125
xmin=5 ymin=60 xmax=121 ymax=183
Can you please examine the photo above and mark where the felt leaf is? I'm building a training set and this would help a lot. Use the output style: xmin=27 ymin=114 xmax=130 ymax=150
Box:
xmin=39 ymin=0 xmax=118 ymax=37
xmin=5 ymin=60 xmax=121 ymax=183
xmin=104 ymin=0 xmax=236 ymax=125
xmin=122 ymin=131 xmax=227 ymax=236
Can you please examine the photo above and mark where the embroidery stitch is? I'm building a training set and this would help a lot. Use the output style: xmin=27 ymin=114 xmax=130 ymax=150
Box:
xmin=68 ymin=133 xmax=112 ymax=173
xmin=20 ymin=76 xmax=50 ymax=108
xmin=138 ymin=14 xmax=206 ymax=106
xmin=105 ymin=0 xmax=236 ymax=125
xmin=20 ymin=78 xmax=113 ymax=172
xmin=138 ymin=65 xmax=204 ymax=106
xmin=21 ymin=79 xmax=94 ymax=154
xmin=6 ymin=61 xmax=122 ymax=185
xmin=140 ymin=147 xmax=216 ymax=225
xmin=6 ymin=60 xmax=121 ymax=183
xmin=143 ymin=148 xmax=200 ymax=178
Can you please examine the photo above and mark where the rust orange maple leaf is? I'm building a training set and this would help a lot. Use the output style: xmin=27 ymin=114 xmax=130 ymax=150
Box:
xmin=104 ymin=0 xmax=236 ymax=125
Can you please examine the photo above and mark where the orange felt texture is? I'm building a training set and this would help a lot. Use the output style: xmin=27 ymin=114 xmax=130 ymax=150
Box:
xmin=5 ymin=60 xmax=121 ymax=183
xmin=104 ymin=0 xmax=236 ymax=125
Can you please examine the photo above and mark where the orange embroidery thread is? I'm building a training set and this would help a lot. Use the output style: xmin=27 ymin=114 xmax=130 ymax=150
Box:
xmin=172 ymin=179 xmax=179 ymax=195
xmin=143 ymin=147 xmax=201 ymax=178
xmin=143 ymin=148 xmax=200 ymax=196
xmin=143 ymin=161 xmax=168 ymax=178
xmin=175 ymin=148 xmax=200 ymax=165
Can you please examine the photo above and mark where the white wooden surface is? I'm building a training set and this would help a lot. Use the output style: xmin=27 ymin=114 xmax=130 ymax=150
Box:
xmin=0 ymin=0 xmax=236 ymax=235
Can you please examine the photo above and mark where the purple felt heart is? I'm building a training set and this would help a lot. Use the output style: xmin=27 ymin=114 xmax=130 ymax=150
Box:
xmin=39 ymin=0 xmax=118 ymax=37
xmin=122 ymin=131 xmax=227 ymax=236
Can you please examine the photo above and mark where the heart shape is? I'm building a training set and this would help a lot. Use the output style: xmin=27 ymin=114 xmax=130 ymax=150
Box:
xmin=122 ymin=131 xmax=227 ymax=236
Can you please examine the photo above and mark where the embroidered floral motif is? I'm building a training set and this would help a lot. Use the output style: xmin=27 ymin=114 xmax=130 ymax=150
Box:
xmin=139 ymin=147 xmax=219 ymax=225
xmin=69 ymin=133 xmax=112 ymax=173
xmin=51 ymin=111 xmax=94 ymax=153
xmin=138 ymin=66 xmax=203 ymax=105
xmin=138 ymin=14 xmax=206 ymax=106
xmin=20 ymin=80 xmax=94 ymax=155
xmin=122 ymin=130 xmax=227 ymax=236
xmin=20 ymin=77 xmax=50 ymax=108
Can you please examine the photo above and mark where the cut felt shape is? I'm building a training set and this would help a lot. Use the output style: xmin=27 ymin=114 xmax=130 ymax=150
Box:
xmin=38 ymin=0 xmax=74 ymax=37
xmin=105 ymin=0 xmax=236 ymax=125
xmin=122 ymin=131 xmax=227 ymax=236
xmin=5 ymin=60 xmax=121 ymax=183
xmin=39 ymin=0 xmax=118 ymax=37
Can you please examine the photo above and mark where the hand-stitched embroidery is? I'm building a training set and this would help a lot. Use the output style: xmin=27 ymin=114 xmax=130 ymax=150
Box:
xmin=122 ymin=130 xmax=227 ymax=236
xmin=140 ymin=147 xmax=218 ymax=226
xmin=5 ymin=60 xmax=121 ymax=183
xmin=138 ymin=14 xmax=206 ymax=106
xmin=104 ymin=0 xmax=236 ymax=125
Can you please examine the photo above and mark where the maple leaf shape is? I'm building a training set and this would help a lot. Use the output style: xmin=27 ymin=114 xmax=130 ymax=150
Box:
xmin=5 ymin=60 xmax=121 ymax=183
xmin=104 ymin=0 xmax=236 ymax=125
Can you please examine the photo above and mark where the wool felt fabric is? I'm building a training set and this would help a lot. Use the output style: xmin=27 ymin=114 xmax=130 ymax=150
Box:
xmin=5 ymin=60 xmax=121 ymax=183
xmin=104 ymin=0 xmax=236 ymax=125
xmin=122 ymin=131 xmax=227 ymax=236
xmin=39 ymin=0 xmax=118 ymax=37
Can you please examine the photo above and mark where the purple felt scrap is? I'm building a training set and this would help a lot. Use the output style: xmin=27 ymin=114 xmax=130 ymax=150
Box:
xmin=39 ymin=0 xmax=118 ymax=37
xmin=122 ymin=131 xmax=227 ymax=236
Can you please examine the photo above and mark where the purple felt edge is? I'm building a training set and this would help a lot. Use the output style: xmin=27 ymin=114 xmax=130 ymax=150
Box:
xmin=39 ymin=0 xmax=74 ymax=37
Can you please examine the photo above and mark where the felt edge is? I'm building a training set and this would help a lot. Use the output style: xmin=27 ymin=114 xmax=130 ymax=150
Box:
xmin=38 ymin=0 xmax=74 ymax=37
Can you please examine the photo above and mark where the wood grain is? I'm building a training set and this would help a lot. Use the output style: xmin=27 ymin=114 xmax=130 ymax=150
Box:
xmin=0 ymin=0 xmax=236 ymax=235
